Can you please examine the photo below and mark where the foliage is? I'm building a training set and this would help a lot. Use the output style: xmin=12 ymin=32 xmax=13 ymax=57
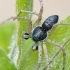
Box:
xmin=0 ymin=48 xmax=17 ymax=70
xmin=0 ymin=23 xmax=16 ymax=70
xmin=0 ymin=23 xmax=15 ymax=53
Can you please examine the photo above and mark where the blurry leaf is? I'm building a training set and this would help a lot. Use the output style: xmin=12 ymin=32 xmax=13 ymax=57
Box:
xmin=0 ymin=48 xmax=17 ymax=70
xmin=0 ymin=22 xmax=15 ymax=53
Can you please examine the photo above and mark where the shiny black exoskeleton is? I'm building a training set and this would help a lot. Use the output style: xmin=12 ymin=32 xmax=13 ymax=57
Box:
xmin=32 ymin=15 xmax=59 ymax=42
xmin=32 ymin=26 xmax=47 ymax=41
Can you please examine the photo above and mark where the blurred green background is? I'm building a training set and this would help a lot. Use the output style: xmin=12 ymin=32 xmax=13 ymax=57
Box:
xmin=0 ymin=23 xmax=15 ymax=53
xmin=0 ymin=22 xmax=17 ymax=70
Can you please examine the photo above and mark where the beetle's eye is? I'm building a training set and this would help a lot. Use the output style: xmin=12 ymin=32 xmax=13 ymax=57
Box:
xmin=23 ymin=33 xmax=30 ymax=39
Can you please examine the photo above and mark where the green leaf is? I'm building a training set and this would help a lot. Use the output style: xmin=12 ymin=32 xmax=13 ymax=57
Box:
xmin=0 ymin=48 xmax=17 ymax=70
xmin=0 ymin=23 xmax=15 ymax=53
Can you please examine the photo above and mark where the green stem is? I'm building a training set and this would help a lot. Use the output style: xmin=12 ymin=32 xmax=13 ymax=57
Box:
xmin=16 ymin=0 xmax=33 ymax=70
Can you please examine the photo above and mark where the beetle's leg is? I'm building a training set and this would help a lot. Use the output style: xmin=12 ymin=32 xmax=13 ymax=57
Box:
xmin=49 ymin=38 xmax=70 ymax=64
xmin=43 ymin=38 xmax=70 ymax=70
xmin=49 ymin=21 xmax=70 ymax=36
xmin=36 ymin=42 xmax=42 ymax=70
xmin=48 ymin=24 xmax=58 ymax=36
xmin=16 ymin=10 xmax=39 ymax=18
xmin=47 ymin=39 xmax=66 ymax=70
xmin=16 ymin=0 xmax=43 ymax=28
xmin=0 ymin=16 xmax=32 ymax=34
xmin=43 ymin=41 xmax=50 ymax=70
xmin=59 ymin=21 xmax=70 ymax=25
xmin=14 ymin=0 xmax=43 ymax=28
xmin=33 ymin=0 xmax=43 ymax=27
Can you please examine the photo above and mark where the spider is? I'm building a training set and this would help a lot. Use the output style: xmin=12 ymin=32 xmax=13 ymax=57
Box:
xmin=1 ymin=0 xmax=70 ymax=70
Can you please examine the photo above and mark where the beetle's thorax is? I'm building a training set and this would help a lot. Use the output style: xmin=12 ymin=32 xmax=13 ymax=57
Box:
xmin=32 ymin=26 xmax=47 ymax=42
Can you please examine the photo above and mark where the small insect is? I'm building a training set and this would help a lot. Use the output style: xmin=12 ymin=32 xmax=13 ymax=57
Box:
xmin=23 ymin=15 xmax=59 ymax=70
xmin=24 ymin=15 xmax=58 ymax=49
xmin=1 ymin=0 xmax=70 ymax=70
